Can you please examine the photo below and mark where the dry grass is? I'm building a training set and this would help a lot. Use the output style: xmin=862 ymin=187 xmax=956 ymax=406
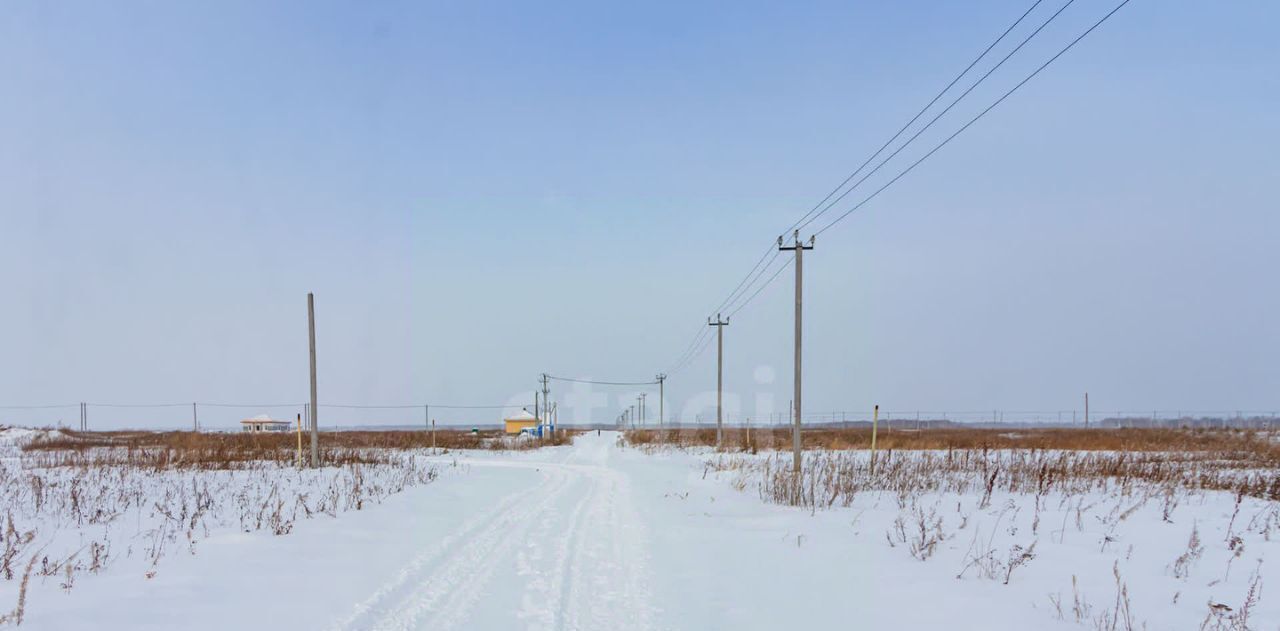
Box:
xmin=628 ymin=427 xmax=1280 ymax=463
xmin=23 ymin=428 xmax=576 ymax=470
xmin=655 ymin=427 xmax=1280 ymax=509
xmin=0 ymin=439 xmax=445 ymax=619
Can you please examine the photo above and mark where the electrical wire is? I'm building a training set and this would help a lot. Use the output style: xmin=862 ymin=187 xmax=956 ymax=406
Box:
xmin=796 ymin=0 xmax=1078 ymax=233
xmin=198 ymin=402 xmax=306 ymax=408
xmin=783 ymin=0 xmax=1049 ymax=236
xmin=0 ymin=403 xmax=79 ymax=409
xmin=815 ymin=0 xmax=1133 ymax=236
xmin=85 ymin=402 xmax=191 ymax=408
xmin=544 ymin=375 xmax=657 ymax=386
xmin=726 ymin=256 xmax=794 ymax=320
xmin=660 ymin=0 xmax=1063 ymax=376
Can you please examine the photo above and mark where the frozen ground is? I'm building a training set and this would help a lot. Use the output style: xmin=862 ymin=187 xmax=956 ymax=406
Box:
xmin=4 ymin=430 xmax=1278 ymax=629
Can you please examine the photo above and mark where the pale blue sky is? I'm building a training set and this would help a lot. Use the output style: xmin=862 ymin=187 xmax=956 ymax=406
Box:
xmin=2 ymin=0 xmax=1277 ymax=428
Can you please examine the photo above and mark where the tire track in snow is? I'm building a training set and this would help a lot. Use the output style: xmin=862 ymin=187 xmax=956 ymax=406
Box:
xmin=370 ymin=466 xmax=576 ymax=631
xmin=335 ymin=440 xmax=658 ymax=631
xmin=564 ymin=468 xmax=657 ymax=631
xmin=331 ymin=485 xmax=531 ymax=631
xmin=519 ymin=467 xmax=596 ymax=631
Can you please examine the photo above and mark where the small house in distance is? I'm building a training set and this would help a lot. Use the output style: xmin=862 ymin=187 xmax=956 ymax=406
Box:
xmin=240 ymin=415 xmax=292 ymax=433
xmin=503 ymin=410 xmax=538 ymax=435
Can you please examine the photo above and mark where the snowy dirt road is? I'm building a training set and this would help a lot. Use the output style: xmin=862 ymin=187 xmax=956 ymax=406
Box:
xmin=25 ymin=431 xmax=1271 ymax=630
xmin=331 ymin=435 xmax=656 ymax=631
xmin=27 ymin=433 xmax=668 ymax=631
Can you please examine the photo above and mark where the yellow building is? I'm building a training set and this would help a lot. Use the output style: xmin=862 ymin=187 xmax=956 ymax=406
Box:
xmin=503 ymin=410 xmax=539 ymax=435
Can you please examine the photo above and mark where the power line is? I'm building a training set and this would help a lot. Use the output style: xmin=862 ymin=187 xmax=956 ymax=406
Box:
xmin=321 ymin=404 xmax=422 ymax=409
xmin=197 ymin=402 xmax=306 ymax=408
xmin=428 ymin=404 xmax=526 ymax=410
xmin=659 ymin=245 xmax=777 ymax=375
xmin=709 ymin=244 xmax=779 ymax=317
xmin=784 ymin=0 xmax=1049 ymax=236
xmin=544 ymin=375 xmax=657 ymax=386
xmin=660 ymin=0 xmax=1068 ymax=377
xmin=726 ymin=256 xmax=794 ymax=319
xmin=796 ymin=0 xmax=1077 ymax=233
xmin=662 ymin=322 xmax=714 ymax=375
xmin=666 ymin=320 xmax=720 ymax=375
xmin=85 ymin=402 xmax=191 ymax=408
xmin=718 ymin=250 xmax=783 ymax=315
xmin=815 ymin=0 xmax=1134 ymax=236
xmin=662 ymin=247 xmax=783 ymax=374
xmin=0 ymin=403 xmax=79 ymax=410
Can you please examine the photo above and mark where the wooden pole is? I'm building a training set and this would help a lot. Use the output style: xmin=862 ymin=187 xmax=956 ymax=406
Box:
xmin=308 ymin=292 xmax=319 ymax=467
xmin=870 ymin=404 xmax=880 ymax=476
xmin=295 ymin=413 xmax=303 ymax=467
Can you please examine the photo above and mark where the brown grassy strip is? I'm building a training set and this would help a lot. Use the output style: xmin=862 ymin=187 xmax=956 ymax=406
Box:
xmin=660 ymin=427 xmax=1280 ymax=505
xmin=22 ymin=429 xmax=576 ymax=470
xmin=628 ymin=427 xmax=1280 ymax=462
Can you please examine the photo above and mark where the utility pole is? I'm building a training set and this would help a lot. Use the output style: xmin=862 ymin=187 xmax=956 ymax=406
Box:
xmin=541 ymin=373 xmax=550 ymax=434
xmin=779 ymin=231 xmax=814 ymax=473
xmin=709 ymin=314 xmax=729 ymax=448
xmin=307 ymin=292 xmax=319 ymax=467
xmin=424 ymin=404 xmax=429 ymax=430
xmin=655 ymin=374 xmax=666 ymax=436
xmin=638 ymin=393 xmax=646 ymax=427
xmin=1084 ymin=392 xmax=1090 ymax=428
xmin=192 ymin=403 xmax=198 ymax=432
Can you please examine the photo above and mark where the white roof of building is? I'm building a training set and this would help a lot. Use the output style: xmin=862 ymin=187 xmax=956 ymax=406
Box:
xmin=504 ymin=410 xmax=537 ymax=422
xmin=240 ymin=415 xmax=289 ymax=424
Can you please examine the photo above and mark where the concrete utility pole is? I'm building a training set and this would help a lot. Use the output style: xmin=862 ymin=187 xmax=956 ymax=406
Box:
xmin=779 ymin=231 xmax=814 ymax=473
xmin=709 ymin=314 xmax=729 ymax=448
xmin=1085 ymin=392 xmax=1090 ymax=428
xmin=541 ymin=373 xmax=550 ymax=432
xmin=308 ymin=292 xmax=319 ymax=467
xmin=638 ymin=393 xmax=646 ymax=427
xmin=192 ymin=403 xmax=198 ymax=432
xmin=655 ymin=374 xmax=666 ymax=436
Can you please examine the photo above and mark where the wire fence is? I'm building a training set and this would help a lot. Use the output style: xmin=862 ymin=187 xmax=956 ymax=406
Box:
xmin=0 ymin=402 xmax=535 ymax=432
xmin=644 ymin=409 xmax=1280 ymax=431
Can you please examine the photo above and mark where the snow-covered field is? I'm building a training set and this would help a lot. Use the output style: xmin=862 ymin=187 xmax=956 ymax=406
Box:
xmin=1 ymin=428 xmax=1277 ymax=629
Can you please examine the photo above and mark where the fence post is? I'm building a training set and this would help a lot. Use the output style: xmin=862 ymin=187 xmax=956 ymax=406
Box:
xmin=870 ymin=404 xmax=880 ymax=477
